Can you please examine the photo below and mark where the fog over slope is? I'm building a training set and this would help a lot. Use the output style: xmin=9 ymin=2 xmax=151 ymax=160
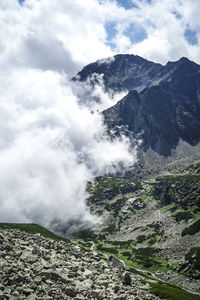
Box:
xmin=0 ymin=1 xmax=135 ymax=234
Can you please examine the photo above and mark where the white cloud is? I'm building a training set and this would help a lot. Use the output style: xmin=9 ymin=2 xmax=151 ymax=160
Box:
xmin=0 ymin=66 xmax=134 ymax=234
xmin=0 ymin=0 xmax=116 ymax=75
xmin=110 ymin=0 xmax=200 ymax=64
xmin=0 ymin=0 xmax=137 ymax=234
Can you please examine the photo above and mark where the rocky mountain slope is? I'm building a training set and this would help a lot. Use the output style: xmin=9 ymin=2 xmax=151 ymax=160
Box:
xmin=1 ymin=224 xmax=200 ymax=300
xmin=76 ymin=161 xmax=200 ymax=295
xmin=0 ymin=225 xmax=173 ymax=300
xmin=76 ymin=54 xmax=200 ymax=158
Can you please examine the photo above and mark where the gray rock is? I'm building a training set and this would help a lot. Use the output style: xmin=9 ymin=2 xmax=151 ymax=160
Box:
xmin=65 ymin=287 xmax=77 ymax=297
xmin=122 ymin=272 xmax=132 ymax=285
xmin=20 ymin=251 xmax=37 ymax=263
xmin=108 ymin=256 xmax=125 ymax=269
xmin=0 ymin=294 xmax=9 ymax=300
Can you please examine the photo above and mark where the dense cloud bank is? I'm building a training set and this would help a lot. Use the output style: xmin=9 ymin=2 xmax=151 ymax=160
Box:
xmin=0 ymin=0 xmax=135 ymax=234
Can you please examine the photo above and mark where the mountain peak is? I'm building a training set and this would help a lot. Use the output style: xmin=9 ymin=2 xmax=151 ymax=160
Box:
xmin=76 ymin=54 xmax=162 ymax=92
xmin=178 ymin=56 xmax=190 ymax=62
xmin=166 ymin=56 xmax=198 ymax=69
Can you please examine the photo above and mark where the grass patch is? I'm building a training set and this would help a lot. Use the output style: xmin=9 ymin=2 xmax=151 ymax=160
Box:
xmin=95 ymin=239 xmax=165 ymax=271
xmin=136 ymin=230 xmax=165 ymax=246
xmin=147 ymin=222 xmax=161 ymax=232
xmin=72 ymin=229 xmax=103 ymax=241
xmin=160 ymin=203 xmax=176 ymax=213
xmin=76 ymin=240 xmax=92 ymax=252
xmin=0 ymin=223 xmax=70 ymax=243
xmin=181 ymin=219 xmax=200 ymax=236
xmin=171 ymin=210 xmax=194 ymax=222
xmin=137 ymin=194 xmax=152 ymax=203
xmin=103 ymin=223 xmax=117 ymax=234
xmin=87 ymin=176 xmax=138 ymax=204
xmin=163 ymin=175 xmax=200 ymax=183
xmin=185 ymin=247 xmax=200 ymax=276
xmin=105 ymin=197 xmax=127 ymax=217
xmin=96 ymin=244 xmax=118 ymax=254
xmin=149 ymin=281 xmax=200 ymax=300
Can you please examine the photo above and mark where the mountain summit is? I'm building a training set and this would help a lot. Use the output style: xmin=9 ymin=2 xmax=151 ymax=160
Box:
xmin=76 ymin=54 xmax=163 ymax=92
xmin=77 ymin=54 xmax=200 ymax=156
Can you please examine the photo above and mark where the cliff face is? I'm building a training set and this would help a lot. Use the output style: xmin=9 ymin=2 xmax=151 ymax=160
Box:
xmin=77 ymin=54 xmax=200 ymax=156
xmin=103 ymin=57 xmax=200 ymax=155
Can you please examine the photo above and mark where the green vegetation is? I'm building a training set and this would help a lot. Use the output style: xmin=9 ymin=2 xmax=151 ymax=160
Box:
xmin=0 ymin=223 xmax=70 ymax=243
xmin=136 ymin=234 xmax=147 ymax=243
xmin=134 ymin=222 xmax=165 ymax=245
xmin=132 ymin=247 xmax=162 ymax=268
xmin=87 ymin=176 xmax=138 ymax=204
xmin=160 ymin=204 xmax=195 ymax=222
xmin=136 ymin=194 xmax=152 ymax=203
xmin=149 ymin=281 xmax=200 ymax=300
xmin=185 ymin=247 xmax=200 ymax=275
xmin=147 ymin=222 xmax=161 ymax=233
xmin=96 ymin=244 xmax=118 ymax=254
xmin=170 ymin=258 xmax=183 ymax=269
xmin=76 ymin=240 xmax=93 ymax=252
xmin=163 ymin=174 xmax=200 ymax=183
xmin=93 ymin=238 xmax=167 ymax=271
xmin=73 ymin=229 xmax=104 ymax=240
xmin=160 ymin=203 xmax=176 ymax=213
xmin=171 ymin=210 xmax=193 ymax=222
xmin=103 ymin=223 xmax=117 ymax=234
xmin=155 ymin=174 xmax=200 ymax=225
xmin=182 ymin=162 xmax=200 ymax=175
xmin=182 ymin=219 xmax=200 ymax=236
xmin=105 ymin=197 xmax=127 ymax=217
xmin=130 ymin=226 xmax=142 ymax=232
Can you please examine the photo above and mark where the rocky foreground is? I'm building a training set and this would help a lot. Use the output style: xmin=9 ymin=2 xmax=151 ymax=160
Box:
xmin=0 ymin=228 xmax=161 ymax=300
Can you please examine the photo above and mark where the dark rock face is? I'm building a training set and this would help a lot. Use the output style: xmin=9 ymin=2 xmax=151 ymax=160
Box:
xmin=76 ymin=54 xmax=162 ymax=92
xmin=77 ymin=54 xmax=200 ymax=156
xmin=103 ymin=57 xmax=200 ymax=155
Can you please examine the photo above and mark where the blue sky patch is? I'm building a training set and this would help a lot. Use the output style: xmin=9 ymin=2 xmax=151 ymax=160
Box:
xmin=116 ymin=0 xmax=138 ymax=10
xmin=18 ymin=0 xmax=25 ymax=4
xmin=105 ymin=22 xmax=117 ymax=49
xmin=105 ymin=21 xmax=147 ymax=49
xmin=172 ymin=10 xmax=182 ymax=20
xmin=106 ymin=22 xmax=117 ymax=41
xmin=184 ymin=28 xmax=198 ymax=46
xmin=116 ymin=0 xmax=152 ymax=9
xmin=124 ymin=23 xmax=147 ymax=44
